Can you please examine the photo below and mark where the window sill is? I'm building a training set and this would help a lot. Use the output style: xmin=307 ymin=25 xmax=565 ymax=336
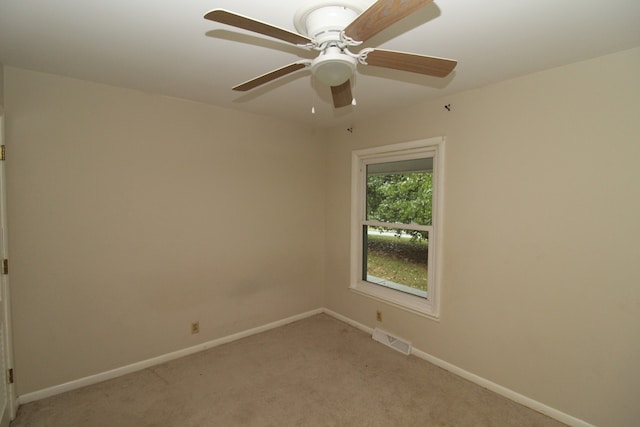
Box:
xmin=350 ymin=280 xmax=440 ymax=321
xmin=365 ymin=275 xmax=428 ymax=299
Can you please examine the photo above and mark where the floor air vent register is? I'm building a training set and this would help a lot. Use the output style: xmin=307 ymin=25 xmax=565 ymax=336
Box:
xmin=372 ymin=328 xmax=412 ymax=355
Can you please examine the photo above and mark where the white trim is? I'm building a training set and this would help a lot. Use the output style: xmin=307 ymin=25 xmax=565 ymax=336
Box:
xmin=0 ymin=113 xmax=17 ymax=421
xmin=409 ymin=348 xmax=595 ymax=427
xmin=17 ymin=307 xmax=594 ymax=427
xmin=323 ymin=308 xmax=374 ymax=334
xmin=350 ymin=137 xmax=444 ymax=318
xmin=18 ymin=309 xmax=323 ymax=405
xmin=322 ymin=310 xmax=594 ymax=427
xmin=363 ymin=219 xmax=431 ymax=232
xmin=350 ymin=283 xmax=435 ymax=318
xmin=366 ymin=275 xmax=427 ymax=298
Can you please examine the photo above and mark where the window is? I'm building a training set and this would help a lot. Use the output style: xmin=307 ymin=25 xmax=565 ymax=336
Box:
xmin=350 ymin=138 xmax=444 ymax=318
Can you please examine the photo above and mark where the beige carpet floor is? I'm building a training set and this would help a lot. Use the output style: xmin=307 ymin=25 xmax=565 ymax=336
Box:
xmin=11 ymin=314 xmax=566 ymax=426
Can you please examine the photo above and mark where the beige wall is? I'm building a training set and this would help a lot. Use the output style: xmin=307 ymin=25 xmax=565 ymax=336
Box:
xmin=324 ymin=47 xmax=640 ymax=427
xmin=4 ymin=68 xmax=326 ymax=395
xmin=4 ymin=47 xmax=640 ymax=426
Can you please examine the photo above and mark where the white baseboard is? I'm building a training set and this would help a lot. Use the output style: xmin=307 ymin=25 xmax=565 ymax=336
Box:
xmin=17 ymin=307 xmax=594 ymax=427
xmin=18 ymin=308 xmax=323 ymax=405
xmin=323 ymin=308 xmax=374 ymax=335
xmin=321 ymin=309 xmax=594 ymax=427
xmin=409 ymin=348 xmax=594 ymax=427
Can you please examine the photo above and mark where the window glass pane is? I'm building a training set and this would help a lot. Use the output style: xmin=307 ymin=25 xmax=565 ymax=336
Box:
xmin=366 ymin=159 xmax=433 ymax=226
xmin=363 ymin=225 xmax=429 ymax=298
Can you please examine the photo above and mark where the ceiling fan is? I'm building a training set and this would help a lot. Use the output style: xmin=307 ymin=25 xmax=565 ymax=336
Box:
xmin=204 ymin=0 xmax=457 ymax=108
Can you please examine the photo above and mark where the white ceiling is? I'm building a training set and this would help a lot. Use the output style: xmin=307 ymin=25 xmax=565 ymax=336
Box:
xmin=1 ymin=0 xmax=639 ymax=128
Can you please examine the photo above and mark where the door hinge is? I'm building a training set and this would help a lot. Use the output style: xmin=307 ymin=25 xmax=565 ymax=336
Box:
xmin=7 ymin=368 xmax=13 ymax=385
xmin=0 ymin=145 xmax=5 ymax=161
xmin=2 ymin=259 xmax=7 ymax=275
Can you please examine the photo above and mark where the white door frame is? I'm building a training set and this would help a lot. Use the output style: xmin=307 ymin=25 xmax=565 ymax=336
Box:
xmin=0 ymin=110 xmax=17 ymax=425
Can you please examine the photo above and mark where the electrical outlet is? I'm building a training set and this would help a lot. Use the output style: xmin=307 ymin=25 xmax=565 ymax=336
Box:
xmin=191 ymin=321 xmax=200 ymax=334
xmin=376 ymin=311 xmax=382 ymax=322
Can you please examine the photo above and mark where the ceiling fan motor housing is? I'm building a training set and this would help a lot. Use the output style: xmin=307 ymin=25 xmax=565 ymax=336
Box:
xmin=295 ymin=1 xmax=368 ymax=86
xmin=294 ymin=0 xmax=369 ymax=43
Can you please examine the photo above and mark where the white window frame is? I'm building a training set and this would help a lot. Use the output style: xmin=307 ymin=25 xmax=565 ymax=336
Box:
xmin=350 ymin=137 xmax=444 ymax=319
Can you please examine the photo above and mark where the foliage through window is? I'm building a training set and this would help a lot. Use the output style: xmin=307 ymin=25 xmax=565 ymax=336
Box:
xmin=351 ymin=138 xmax=443 ymax=317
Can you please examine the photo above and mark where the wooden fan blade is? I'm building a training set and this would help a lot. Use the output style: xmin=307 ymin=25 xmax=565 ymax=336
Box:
xmin=331 ymin=80 xmax=353 ymax=108
xmin=343 ymin=0 xmax=432 ymax=43
xmin=204 ymin=9 xmax=312 ymax=46
xmin=363 ymin=49 xmax=457 ymax=77
xmin=233 ymin=62 xmax=308 ymax=91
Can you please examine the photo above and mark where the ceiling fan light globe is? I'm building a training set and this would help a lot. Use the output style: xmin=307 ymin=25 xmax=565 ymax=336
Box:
xmin=313 ymin=61 xmax=354 ymax=86
xmin=311 ymin=47 xmax=356 ymax=86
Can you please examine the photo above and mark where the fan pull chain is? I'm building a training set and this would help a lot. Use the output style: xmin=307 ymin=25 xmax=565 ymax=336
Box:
xmin=311 ymin=76 xmax=317 ymax=114
xmin=350 ymin=75 xmax=357 ymax=107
